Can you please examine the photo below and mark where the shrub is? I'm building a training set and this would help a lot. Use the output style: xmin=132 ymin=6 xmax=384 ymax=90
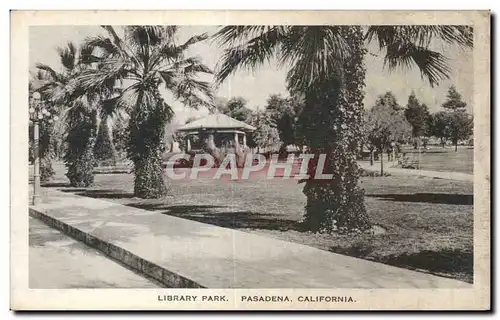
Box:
xmin=94 ymin=120 xmax=117 ymax=166
xmin=29 ymin=120 xmax=56 ymax=181
xmin=40 ymin=156 xmax=55 ymax=181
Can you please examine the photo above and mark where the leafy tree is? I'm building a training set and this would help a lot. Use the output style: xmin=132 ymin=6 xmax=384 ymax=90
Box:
xmin=217 ymin=96 xmax=252 ymax=122
xmin=365 ymin=93 xmax=412 ymax=175
xmin=442 ymin=86 xmax=468 ymax=110
xmin=404 ymin=92 xmax=430 ymax=148
xmin=445 ymin=110 xmax=473 ymax=152
xmin=265 ymin=94 xmax=303 ymax=151
xmin=213 ymin=25 xmax=471 ymax=233
xmin=80 ymin=26 xmax=214 ymax=198
xmin=248 ymin=109 xmax=282 ymax=152
xmin=428 ymin=111 xmax=449 ymax=147
xmin=375 ymin=92 xmax=403 ymax=112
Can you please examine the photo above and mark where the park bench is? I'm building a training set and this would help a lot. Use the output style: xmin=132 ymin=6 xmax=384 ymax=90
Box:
xmin=93 ymin=162 xmax=134 ymax=174
xmin=398 ymin=157 xmax=419 ymax=169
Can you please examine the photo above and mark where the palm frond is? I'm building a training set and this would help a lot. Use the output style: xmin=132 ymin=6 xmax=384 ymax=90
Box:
xmin=214 ymin=26 xmax=283 ymax=83
xmin=383 ymin=42 xmax=451 ymax=87
xmin=212 ymin=26 xmax=272 ymax=46
xmin=180 ymin=33 xmax=209 ymax=50
xmin=35 ymin=63 xmax=62 ymax=83
xmin=281 ymin=26 xmax=349 ymax=91
xmin=148 ymin=44 xmax=183 ymax=70
xmin=84 ymin=35 xmax=119 ymax=57
xmin=366 ymin=25 xmax=472 ymax=87
xmin=56 ymin=42 xmax=77 ymax=72
xmin=160 ymin=71 xmax=214 ymax=110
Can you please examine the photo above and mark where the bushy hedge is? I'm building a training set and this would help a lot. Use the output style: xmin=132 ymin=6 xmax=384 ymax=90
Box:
xmin=29 ymin=120 xmax=56 ymax=181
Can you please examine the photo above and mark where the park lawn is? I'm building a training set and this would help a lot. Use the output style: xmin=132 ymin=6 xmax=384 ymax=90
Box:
xmin=49 ymin=171 xmax=473 ymax=283
xmin=398 ymin=146 xmax=473 ymax=174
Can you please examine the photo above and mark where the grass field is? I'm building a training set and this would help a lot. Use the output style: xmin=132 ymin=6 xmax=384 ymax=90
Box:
xmin=44 ymin=165 xmax=473 ymax=283
xmin=398 ymin=146 xmax=473 ymax=174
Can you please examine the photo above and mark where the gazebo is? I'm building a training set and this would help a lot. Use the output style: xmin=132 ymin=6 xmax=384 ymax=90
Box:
xmin=176 ymin=113 xmax=256 ymax=152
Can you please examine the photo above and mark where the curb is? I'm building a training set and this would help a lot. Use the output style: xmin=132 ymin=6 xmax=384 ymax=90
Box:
xmin=29 ymin=206 xmax=205 ymax=289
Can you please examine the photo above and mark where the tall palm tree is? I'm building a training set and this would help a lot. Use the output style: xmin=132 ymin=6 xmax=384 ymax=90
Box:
xmin=36 ymin=42 xmax=118 ymax=187
xmin=79 ymin=26 xmax=214 ymax=198
xmin=213 ymin=25 xmax=473 ymax=233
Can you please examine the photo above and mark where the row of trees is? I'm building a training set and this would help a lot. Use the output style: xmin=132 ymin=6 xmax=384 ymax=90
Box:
xmin=404 ymin=86 xmax=473 ymax=151
xmin=209 ymin=85 xmax=472 ymax=164
xmin=31 ymin=27 xmax=214 ymax=198
xmin=363 ymin=86 xmax=473 ymax=174
xmin=31 ymin=25 xmax=473 ymax=234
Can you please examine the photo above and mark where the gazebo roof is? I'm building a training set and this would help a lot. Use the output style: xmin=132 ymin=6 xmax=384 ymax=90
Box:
xmin=177 ymin=113 xmax=256 ymax=132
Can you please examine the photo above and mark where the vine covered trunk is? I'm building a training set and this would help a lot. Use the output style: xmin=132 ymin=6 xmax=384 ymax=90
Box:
xmin=127 ymin=92 xmax=170 ymax=199
xmin=296 ymin=26 xmax=371 ymax=233
xmin=64 ymin=110 xmax=97 ymax=187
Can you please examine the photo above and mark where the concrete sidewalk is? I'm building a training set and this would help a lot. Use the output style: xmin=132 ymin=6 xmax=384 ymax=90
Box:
xmin=358 ymin=161 xmax=473 ymax=182
xmin=30 ymin=217 xmax=159 ymax=288
xmin=30 ymin=188 xmax=471 ymax=289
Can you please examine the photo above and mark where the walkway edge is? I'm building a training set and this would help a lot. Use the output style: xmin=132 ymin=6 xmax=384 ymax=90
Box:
xmin=29 ymin=206 xmax=205 ymax=289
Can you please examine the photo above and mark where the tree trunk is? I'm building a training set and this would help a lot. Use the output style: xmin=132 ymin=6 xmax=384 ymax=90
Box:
xmin=380 ymin=149 xmax=384 ymax=176
xmin=369 ymin=149 xmax=374 ymax=166
xmin=455 ymin=141 xmax=458 ymax=152
xmin=64 ymin=111 xmax=97 ymax=187
xmin=128 ymin=95 xmax=170 ymax=199
xmin=298 ymin=26 xmax=370 ymax=234
xmin=133 ymin=149 xmax=168 ymax=199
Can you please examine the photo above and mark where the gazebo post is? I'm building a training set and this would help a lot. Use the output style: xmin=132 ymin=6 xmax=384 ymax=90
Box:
xmin=243 ymin=133 xmax=247 ymax=148
xmin=186 ymin=136 xmax=191 ymax=152
xmin=234 ymin=132 xmax=239 ymax=149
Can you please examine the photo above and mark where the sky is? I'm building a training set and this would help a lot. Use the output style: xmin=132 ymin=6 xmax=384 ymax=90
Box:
xmin=29 ymin=26 xmax=473 ymax=124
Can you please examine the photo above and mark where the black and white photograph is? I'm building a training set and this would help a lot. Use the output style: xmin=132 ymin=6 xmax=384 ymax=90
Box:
xmin=10 ymin=10 xmax=490 ymax=311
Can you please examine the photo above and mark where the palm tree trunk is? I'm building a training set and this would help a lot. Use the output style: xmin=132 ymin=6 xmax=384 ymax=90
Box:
xmin=128 ymin=101 xmax=169 ymax=199
xmin=299 ymin=27 xmax=370 ymax=234
xmin=133 ymin=149 xmax=168 ymax=198
xmin=64 ymin=110 xmax=97 ymax=187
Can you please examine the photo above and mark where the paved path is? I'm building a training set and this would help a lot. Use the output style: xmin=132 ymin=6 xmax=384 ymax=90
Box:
xmin=29 ymin=216 xmax=159 ymax=288
xmin=358 ymin=161 xmax=473 ymax=182
xmin=30 ymin=188 xmax=471 ymax=289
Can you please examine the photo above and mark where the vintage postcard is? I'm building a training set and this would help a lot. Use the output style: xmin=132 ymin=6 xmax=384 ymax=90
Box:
xmin=11 ymin=10 xmax=490 ymax=310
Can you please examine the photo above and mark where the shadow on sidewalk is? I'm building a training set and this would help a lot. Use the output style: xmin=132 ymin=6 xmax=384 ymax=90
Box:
xmin=365 ymin=193 xmax=473 ymax=205
xmin=329 ymin=246 xmax=473 ymax=283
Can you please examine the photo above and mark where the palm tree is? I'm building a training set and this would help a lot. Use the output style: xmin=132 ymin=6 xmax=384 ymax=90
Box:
xmin=29 ymin=70 xmax=57 ymax=181
xmin=213 ymin=26 xmax=473 ymax=233
xmin=36 ymin=42 xmax=118 ymax=187
xmin=79 ymin=26 xmax=214 ymax=198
